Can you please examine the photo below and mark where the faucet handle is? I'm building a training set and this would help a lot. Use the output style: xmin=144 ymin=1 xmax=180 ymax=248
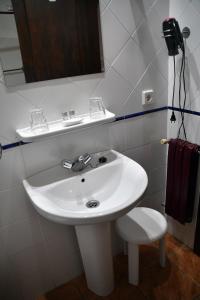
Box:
xmin=81 ymin=153 xmax=92 ymax=165
xmin=62 ymin=159 xmax=73 ymax=169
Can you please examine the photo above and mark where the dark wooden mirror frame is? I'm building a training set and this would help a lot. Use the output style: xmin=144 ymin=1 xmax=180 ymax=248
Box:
xmin=11 ymin=0 xmax=104 ymax=84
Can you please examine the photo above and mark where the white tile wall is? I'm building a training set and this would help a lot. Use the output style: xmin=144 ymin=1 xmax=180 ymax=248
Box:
xmin=113 ymin=38 xmax=148 ymax=88
xmin=109 ymin=0 xmax=155 ymax=35
xmin=101 ymin=8 xmax=130 ymax=65
xmin=167 ymin=0 xmax=200 ymax=248
xmin=11 ymin=243 xmax=54 ymax=300
xmin=0 ymin=0 xmax=169 ymax=298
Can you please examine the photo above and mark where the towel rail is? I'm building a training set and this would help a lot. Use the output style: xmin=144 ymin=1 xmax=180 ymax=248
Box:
xmin=160 ymin=138 xmax=170 ymax=144
xmin=3 ymin=67 xmax=23 ymax=74
xmin=0 ymin=11 xmax=14 ymax=14
xmin=161 ymin=138 xmax=200 ymax=153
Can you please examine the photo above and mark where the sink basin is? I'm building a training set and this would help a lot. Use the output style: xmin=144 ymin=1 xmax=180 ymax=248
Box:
xmin=23 ymin=150 xmax=148 ymax=296
xmin=23 ymin=150 xmax=148 ymax=225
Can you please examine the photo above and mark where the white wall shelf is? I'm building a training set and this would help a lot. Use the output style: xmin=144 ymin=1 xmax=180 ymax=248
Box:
xmin=16 ymin=110 xmax=116 ymax=142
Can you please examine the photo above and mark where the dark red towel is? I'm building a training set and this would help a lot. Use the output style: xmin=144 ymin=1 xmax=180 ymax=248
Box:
xmin=165 ymin=139 xmax=199 ymax=224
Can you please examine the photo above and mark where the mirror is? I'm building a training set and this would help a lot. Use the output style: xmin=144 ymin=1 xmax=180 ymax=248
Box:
xmin=0 ymin=0 xmax=103 ymax=87
xmin=0 ymin=0 xmax=25 ymax=86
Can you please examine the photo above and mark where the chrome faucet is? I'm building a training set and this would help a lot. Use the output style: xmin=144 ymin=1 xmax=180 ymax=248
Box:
xmin=62 ymin=153 xmax=92 ymax=172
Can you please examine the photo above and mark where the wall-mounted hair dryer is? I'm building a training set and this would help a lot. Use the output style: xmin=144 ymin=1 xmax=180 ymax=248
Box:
xmin=162 ymin=18 xmax=184 ymax=56
xmin=162 ymin=17 xmax=190 ymax=139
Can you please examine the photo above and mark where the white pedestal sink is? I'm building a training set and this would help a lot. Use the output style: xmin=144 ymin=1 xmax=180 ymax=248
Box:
xmin=23 ymin=150 xmax=148 ymax=296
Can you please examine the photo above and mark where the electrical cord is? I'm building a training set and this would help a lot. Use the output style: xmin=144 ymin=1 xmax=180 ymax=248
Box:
xmin=170 ymin=55 xmax=176 ymax=122
xmin=177 ymin=49 xmax=184 ymax=135
xmin=177 ymin=39 xmax=187 ymax=140
xmin=182 ymin=43 xmax=187 ymax=139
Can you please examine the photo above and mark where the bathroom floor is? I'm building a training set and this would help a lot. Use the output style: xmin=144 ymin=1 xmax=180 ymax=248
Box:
xmin=37 ymin=234 xmax=200 ymax=300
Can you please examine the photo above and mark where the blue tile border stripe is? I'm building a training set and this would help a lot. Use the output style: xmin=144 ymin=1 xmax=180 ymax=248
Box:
xmin=1 ymin=105 xmax=200 ymax=151
xmin=2 ymin=141 xmax=28 ymax=151
xmin=115 ymin=106 xmax=168 ymax=121
xmin=168 ymin=106 xmax=200 ymax=117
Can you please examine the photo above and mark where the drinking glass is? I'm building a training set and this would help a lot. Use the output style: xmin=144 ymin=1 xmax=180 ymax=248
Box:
xmin=89 ymin=97 xmax=105 ymax=120
xmin=30 ymin=108 xmax=49 ymax=133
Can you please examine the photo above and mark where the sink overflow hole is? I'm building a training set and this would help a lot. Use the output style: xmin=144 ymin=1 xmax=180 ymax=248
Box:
xmin=86 ymin=200 xmax=100 ymax=208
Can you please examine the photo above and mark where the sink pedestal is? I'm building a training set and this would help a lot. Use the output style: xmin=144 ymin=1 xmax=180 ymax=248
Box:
xmin=75 ymin=222 xmax=114 ymax=296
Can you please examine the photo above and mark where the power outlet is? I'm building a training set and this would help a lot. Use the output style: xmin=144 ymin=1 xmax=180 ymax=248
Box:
xmin=142 ymin=90 xmax=154 ymax=105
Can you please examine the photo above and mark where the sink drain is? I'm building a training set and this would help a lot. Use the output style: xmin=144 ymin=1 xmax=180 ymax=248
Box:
xmin=86 ymin=200 xmax=100 ymax=208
